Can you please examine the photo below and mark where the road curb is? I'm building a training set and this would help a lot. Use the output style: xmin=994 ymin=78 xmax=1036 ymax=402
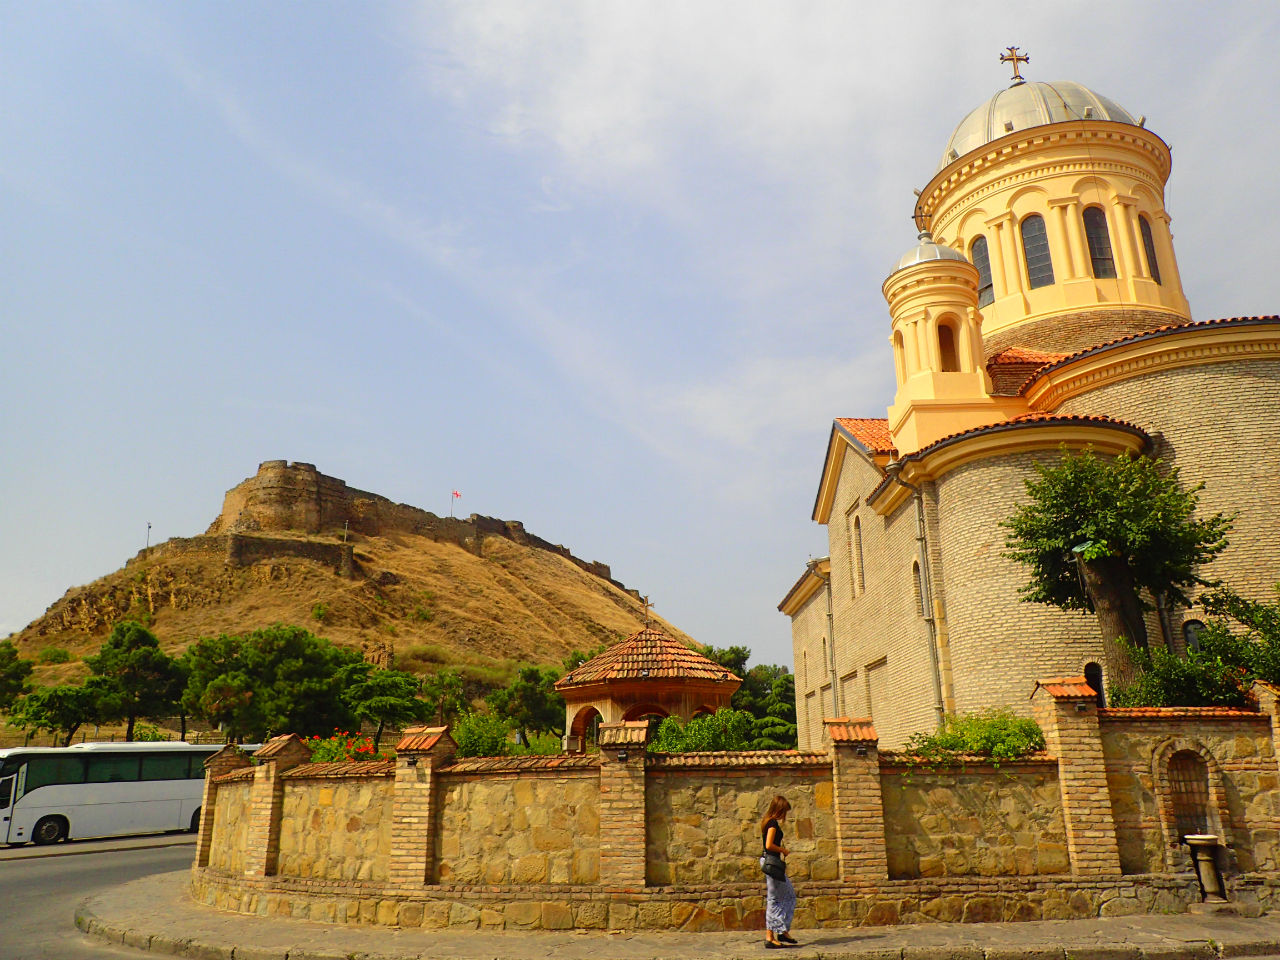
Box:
xmin=3 ymin=837 xmax=195 ymax=863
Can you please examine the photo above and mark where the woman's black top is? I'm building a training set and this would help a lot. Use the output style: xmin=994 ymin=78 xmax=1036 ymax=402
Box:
xmin=762 ymin=818 xmax=783 ymax=854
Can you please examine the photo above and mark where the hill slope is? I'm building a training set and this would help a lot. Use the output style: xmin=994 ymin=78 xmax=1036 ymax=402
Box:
xmin=10 ymin=465 xmax=693 ymax=689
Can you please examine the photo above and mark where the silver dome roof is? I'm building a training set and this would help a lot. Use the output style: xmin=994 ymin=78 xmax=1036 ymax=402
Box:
xmin=891 ymin=231 xmax=971 ymax=275
xmin=939 ymin=80 xmax=1137 ymax=171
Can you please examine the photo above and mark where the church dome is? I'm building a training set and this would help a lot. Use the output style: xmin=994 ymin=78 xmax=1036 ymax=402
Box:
xmin=891 ymin=231 xmax=971 ymax=275
xmin=939 ymin=80 xmax=1137 ymax=170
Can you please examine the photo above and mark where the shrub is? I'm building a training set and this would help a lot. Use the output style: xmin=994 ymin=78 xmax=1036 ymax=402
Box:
xmin=132 ymin=723 xmax=168 ymax=742
xmin=303 ymin=730 xmax=387 ymax=761
xmin=1108 ymin=633 xmax=1252 ymax=708
xmin=39 ymin=646 xmax=72 ymax=664
xmin=412 ymin=605 xmax=433 ymax=622
xmin=311 ymin=603 xmax=329 ymax=623
xmin=453 ymin=712 xmax=510 ymax=757
xmin=648 ymin=708 xmax=755 ymax=753
xmin=901 ymin=710 xmax=1045 ymax=766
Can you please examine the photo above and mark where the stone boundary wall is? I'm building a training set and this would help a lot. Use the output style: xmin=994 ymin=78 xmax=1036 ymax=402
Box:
xmin=193 ymin=698 xmax=1280 ymax=931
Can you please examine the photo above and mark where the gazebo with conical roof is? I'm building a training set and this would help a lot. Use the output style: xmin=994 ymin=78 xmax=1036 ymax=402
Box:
xmin=555 ymin=625 xmax=741 ymax=752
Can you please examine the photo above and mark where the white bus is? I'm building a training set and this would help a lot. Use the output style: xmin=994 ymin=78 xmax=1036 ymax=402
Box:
xmin=0 ymin=742 xmax=225 ymax=846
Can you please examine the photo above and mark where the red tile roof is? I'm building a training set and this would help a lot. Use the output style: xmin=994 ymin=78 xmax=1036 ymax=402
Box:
xmin=824 ymin=717 xmax=878 ymax=743
xmin=1020 ymin=315 xmax=1280 ymax=393
xmin=835 ymin=417 xmax=896 ymax=455
xmin=282 ymin=760 xmax=394 ymax=780
xmin=1098 ymin=707 xmax=1262 ymax=720
xmin=989 ymin=346 xmax=1068 ymax=365
xmin=395 ymin=725 xmax=451 ymax=752
xmin=442 ymin=755 xmax=600 ymax=775
xmin=254 ymin=733 xmax=307 ymax=759
xmin=1033 ymin=675 xmax=1097 ymax=699
xmin=649 ymin=750 xmax=831 ymax=769
xmin=911 ymin=414 xmax=1147 ymax=463
xmin=211 ymin=766 xmax=258 ymax=783
xmin=554 ymin=627 xmax=740 ymax=689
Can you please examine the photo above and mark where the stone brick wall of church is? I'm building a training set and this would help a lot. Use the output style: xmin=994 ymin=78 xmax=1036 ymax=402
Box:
xmin=790 ymin=588 xmax=829 ymax=750
xmin=645 ymin=767 xmax=838 ymax=885
xmin=932 ymin=450 xmax=1106 ymax=717
xmin=881 ymin=760 xmax=1069 ymax=879
xmin=1053 ymin=358 xmax=1280 ymax=613
xmin=820 ymin=450 xmax=940 ymax=748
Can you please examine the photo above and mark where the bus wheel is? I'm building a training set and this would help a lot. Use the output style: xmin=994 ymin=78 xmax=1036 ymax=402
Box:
xmin=188 ymin=808 xmax=201 ymax=833
xmin=32 ymin=816 xmax=68 ymax=845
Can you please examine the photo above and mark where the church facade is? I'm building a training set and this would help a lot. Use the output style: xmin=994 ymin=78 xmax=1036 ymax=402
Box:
xmin=780 ymin=65 xmax=1280 ymax=750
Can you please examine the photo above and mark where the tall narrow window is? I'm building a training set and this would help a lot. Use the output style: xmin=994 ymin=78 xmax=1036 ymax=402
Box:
xmin=1083 ymin=207 xmax=1117 ymax=278
xmin=853 ymin=516 xmax=865 ymax=594
xmin=1020 ymin=215 xmax=1054 ymax=288
xmin=892 ymin=330 xmax=906 ymax=383
xmin=912 ymin=561 xmax=924 ymax=617
xmin=970 ymin=236 xmax=994 ymax=306
xmin=1084 ymin=661 xmax=1106 ymax=708
xmin=1139 ymin=215 xmax=1162 ymax=284
xmin=938 ymin=323 xmax=960 ymax=371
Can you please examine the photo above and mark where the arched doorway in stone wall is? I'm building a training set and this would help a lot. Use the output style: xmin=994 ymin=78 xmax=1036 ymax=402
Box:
xmin=566 ymin=706 xmax=603 ymax=754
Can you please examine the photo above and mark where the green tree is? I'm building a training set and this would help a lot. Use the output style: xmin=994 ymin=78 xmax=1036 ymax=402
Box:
xmin=420 ymin=668 xmax=467 ymax=726
xmin=486 ymin=666 xmax=564 ymax=745
xmin=703 ymin=645 xmax=797 ymax=748
xmin=649 ymin=708 xmax=754 ymax=753
xmin=750 ymin=673 xmax=798 ymax=750
xmin=561 ymin=644 xmax=606 ymax=673
xmin=1003 ymin=448 xmax=1231 ymax=681
xmin=453 ymin=711 xmax=510 ymax=758
xmin=183 ymin=625 xmax=363 ymax=741
xmin=85 ymin=621 xmax=182 ymax=740
xmin=9 ymin=685 xmax=102 ymax=746
xmin=344 ymin=668 xmax=427 ymax=747
xmin=0 ymin=640 xmax=34 ymax=711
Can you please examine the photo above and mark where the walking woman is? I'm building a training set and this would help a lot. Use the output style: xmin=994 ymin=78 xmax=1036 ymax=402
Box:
xmin=760 ymin=794 xmax=797 ymax=948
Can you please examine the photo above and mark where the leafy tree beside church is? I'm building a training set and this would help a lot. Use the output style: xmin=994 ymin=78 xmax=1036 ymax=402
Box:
xmin=1003 ymin=448 xmax=1231 ymax=682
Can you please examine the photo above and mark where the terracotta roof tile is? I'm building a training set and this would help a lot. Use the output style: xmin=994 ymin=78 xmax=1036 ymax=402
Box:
xmin=211 ymin=766 xmax=258 ymax=783
xmin=395 ymin=725 xmax=450 ymax=752
xmin=1020 ymin=315 xmax=1280 ymax=394
xmin=254 ymin=733 xmax=307 ymax=759
xmin=880 ymin=750 xmax=1054 ymax=766
xmin=442 ymin=755 xmax=601 ymax=775
xmin=988 ymin=346 xmax=1068 ymax=365
xmin=648 ymin=750 xmax=830 ymax=769
xmin=1098 ymin=707 xmax=1262 ymax=720
xmin=1032 ymin=675 xmax=1096 ymax=699
xmin=835 ymin=418 xmax=896 ymax=456
xmin=824 ymin=716 xmax=878 ymax=743
xmin=281 ymin=760 xmax=394 ymax=779
xmin=555 ymin=627 xmax=740 ymax=689
xmin=908 ymin=414 xmax=1148 ymax=463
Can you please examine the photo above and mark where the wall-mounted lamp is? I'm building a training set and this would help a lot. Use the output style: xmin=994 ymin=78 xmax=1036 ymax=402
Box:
xmin=855 ymin=745 xmax=868 ymax=758
xmin=616 ymin=750 xmax=630 ymax=762
xmin=407 ymin=757 xmax=419 ymax=766
xmin=1075 ymin=703 xmax=1090 ymax=713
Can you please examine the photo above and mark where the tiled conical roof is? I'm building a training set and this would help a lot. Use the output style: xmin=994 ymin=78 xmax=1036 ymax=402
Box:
xmin=554 ymin=626 xmax=740 ymax=689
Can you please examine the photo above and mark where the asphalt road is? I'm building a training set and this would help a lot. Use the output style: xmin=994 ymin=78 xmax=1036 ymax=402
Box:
xmin=0 ymin=840 xmax=194 ymax=959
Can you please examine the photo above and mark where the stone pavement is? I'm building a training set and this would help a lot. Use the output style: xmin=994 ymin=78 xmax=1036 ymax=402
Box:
xmin=77 ymin=871 xmax=1280 ymax=960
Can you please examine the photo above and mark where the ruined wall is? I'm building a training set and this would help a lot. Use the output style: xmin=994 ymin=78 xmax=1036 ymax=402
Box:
xmin=880 ymin=760 xmax=1068 ymax=879
xmin=435 ymin=769 xmax=600 ymax=884
xmin=276 ymin=775 xmax=394 ymax=882
xmin=208 ymin=778 xmax=252 ymax=874
xmin=644 ymin=755 xmax=837 ymax=885
xmin=1099 ymin=711 xmax=1280 ymax=875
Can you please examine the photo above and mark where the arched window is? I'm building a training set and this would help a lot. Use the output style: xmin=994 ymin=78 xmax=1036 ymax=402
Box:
xmin=1183 ymin=619 xmax=1206 ymax=653
xmin=1020 ymin=215 xmax=1054 ymax=289
xmin=938 ymin=323 xmax=960 ymax=372
xmin=912 ymin=561 xmax=924 ymax=618
xmin=1168 ymin=751 xmax=1211 ymax=841
xmin=1084 ymin=661 xmax=1106 ymax=708
xmin=1083 ymin=207 xmax=1117 ymax=278
xmin=1139 ymin=215 xmax=1162 ymax=284
xmin=970 ymin=236 xmax=994 ymax=307
xmin=853 ymin=516 xmax=865 ymax=594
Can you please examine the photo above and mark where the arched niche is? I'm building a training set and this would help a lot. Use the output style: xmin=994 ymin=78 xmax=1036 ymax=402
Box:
xmin=1151 ymin=738 xmax=1234 ymax=872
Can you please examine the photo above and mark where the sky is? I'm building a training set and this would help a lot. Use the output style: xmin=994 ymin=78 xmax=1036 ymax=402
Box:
xmin=3 ymin=2 xmax=1278 ymax=668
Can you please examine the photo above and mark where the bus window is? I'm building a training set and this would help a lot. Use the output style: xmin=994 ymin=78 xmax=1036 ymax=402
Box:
xmin=0 ymin=776 xmax=12 ymax=810
xmin=87 ymin=754 xmax=140 ymax=784
xmin=141 ymin=753 xmax=192 ymax=781
xmin=26 ymin=756 xmax=86 ymax=791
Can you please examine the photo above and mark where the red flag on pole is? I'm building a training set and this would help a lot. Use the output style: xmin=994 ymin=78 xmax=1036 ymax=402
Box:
xmin=452 ymin=490 xmax=461 ymax=498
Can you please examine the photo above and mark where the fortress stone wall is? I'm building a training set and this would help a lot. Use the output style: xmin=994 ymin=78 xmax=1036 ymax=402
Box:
xmin=192 ymin=688 xmax=1280 ymax=931
xmin=203 ymin=461 xmax=633 ymax=595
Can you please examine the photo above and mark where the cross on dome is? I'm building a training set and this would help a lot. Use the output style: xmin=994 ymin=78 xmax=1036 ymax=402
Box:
xmin=1000 ymin=46 xmax=1030 ymax=84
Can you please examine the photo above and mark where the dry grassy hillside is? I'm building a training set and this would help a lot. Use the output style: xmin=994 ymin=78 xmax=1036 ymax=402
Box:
xmin=10 ymin=530 xmax=693 ymax=691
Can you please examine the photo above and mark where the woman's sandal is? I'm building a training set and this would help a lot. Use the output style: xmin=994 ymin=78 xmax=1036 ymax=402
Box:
xmin=779 ymin=934 xmax=798 ymax=944
xmin=765 ymin=941 xmax=785 ymax=949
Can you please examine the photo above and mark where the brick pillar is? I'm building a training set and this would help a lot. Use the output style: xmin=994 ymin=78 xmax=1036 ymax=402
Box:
xmin=194 ymin=745 xmax=252 ymax=868
xmin=1032 ymin=676 xmax=1122 ymax=877
xmin=823 ymin=717 xmax=888 ymax=882
xmin=388 ymin=725 xmax=456 ymax=887
xmin=242 ymin=734 xmax=312 ymax=877
xmin=597 ymin=721 xmax=649 ymax=887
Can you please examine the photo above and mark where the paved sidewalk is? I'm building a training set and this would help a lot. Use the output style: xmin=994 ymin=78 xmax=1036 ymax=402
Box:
xmin=77 ymin=871 xmax=1280 ymax=960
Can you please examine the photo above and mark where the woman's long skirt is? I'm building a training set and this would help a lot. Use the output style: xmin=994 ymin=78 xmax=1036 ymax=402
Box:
xmin=765 ymin=874 xmax=796 ymax=933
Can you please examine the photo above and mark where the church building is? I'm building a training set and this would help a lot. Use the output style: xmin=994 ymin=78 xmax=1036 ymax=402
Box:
xmin=779 ymin=53 xmax=1280 ymax=749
